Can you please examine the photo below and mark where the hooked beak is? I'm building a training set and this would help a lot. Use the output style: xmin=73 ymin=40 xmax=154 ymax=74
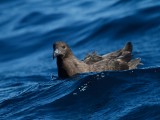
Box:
xmin=53 ymin=49 xmax=61 ymax=59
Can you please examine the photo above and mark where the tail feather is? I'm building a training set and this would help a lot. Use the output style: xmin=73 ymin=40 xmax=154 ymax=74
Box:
xmin=128 ymin=58 xmax=142 ymax=69
xmin=123 ymin=42 xmax=133 ymax=52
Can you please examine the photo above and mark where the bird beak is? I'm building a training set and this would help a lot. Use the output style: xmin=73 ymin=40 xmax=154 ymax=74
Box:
xmin=53 ymin=49 xmax=61 ymax=59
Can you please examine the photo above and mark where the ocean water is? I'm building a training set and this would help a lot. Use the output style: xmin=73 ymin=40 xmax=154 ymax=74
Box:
xmin=0 ymin=0 xmax=160 ymax=120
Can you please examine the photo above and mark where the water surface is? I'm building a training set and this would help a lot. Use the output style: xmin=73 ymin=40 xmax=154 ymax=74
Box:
xmin=0 ymin=0 xmax=160 ymax=119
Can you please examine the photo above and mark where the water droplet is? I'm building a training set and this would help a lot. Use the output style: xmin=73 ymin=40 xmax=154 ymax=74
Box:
xmin=73 ymin=93 xmax=77 ymax=95
xmin=81 ymin=86 xmax=87 ymax=91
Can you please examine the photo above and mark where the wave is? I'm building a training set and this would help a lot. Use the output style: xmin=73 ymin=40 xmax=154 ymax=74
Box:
xmin=0 ymin=67 xmax=160 ymax=119
xmin=0 ymin=0 xmax=160 ymax=119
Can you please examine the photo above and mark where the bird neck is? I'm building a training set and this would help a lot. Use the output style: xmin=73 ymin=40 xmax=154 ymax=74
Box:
xmin=56 ymin=55 xmax=79 ymax=79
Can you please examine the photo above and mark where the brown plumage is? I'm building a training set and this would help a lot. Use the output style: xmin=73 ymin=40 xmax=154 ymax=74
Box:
xmin=84 ymin=42 xmax=132 ymax=64
xmin=53 ymin=41 xmax=142 ymax=79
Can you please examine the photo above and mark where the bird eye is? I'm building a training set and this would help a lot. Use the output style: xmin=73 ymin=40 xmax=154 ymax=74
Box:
xmin=62 ymin=45 xmax=66 ymax=49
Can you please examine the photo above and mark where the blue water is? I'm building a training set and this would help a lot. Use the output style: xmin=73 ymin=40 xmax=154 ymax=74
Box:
xmin=0 ymin=0 xmax=160 ymax=119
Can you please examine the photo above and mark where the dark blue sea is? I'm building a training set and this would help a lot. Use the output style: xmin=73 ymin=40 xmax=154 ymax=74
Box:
xmin=0 ymin=0 xmax=160 ymax=120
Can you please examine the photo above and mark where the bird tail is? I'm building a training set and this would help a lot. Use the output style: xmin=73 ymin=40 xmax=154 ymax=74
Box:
xmin=123 ymin=42 xmax=133 ymax=52
xmin=128 ymin=58 xmax=143 ymax=70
